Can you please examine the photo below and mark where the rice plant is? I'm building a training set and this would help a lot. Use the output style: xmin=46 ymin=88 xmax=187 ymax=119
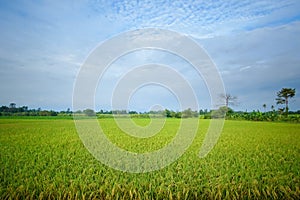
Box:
xmin=0 ymin=118 xmax=299 ymax=199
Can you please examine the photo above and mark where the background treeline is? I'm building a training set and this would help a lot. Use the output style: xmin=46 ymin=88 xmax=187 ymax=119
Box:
xmin=203 ymin=107 xmax=300 ymax=122
xmin=73 ymin=108 xmax=199 ymax=118
xmin=1 ymin=103 xmax=300 ymax=122
xmin=0 ymin=103 xmax=69 ymax=117
xmin=226 ymin=110 xmax=300 ymax=122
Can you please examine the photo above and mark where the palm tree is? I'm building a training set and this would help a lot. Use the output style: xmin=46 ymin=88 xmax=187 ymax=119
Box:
xmin=262 ymin=104 xmax=266 ymax=113
xmin=9 ymin=102 xmax=16 ymax=108
xmin=276 ymin=88 xmax=296 ymax=115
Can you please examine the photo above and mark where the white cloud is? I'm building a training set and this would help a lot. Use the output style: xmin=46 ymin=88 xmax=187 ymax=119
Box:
xmin=89 ymin=0 xmax=299 ymax=38
xmin=239 ymin=66 xmax=252 ymax=72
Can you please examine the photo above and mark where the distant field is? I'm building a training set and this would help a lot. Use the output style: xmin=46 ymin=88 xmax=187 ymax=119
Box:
xmin=0 ymin=118 xmax=299 ymax=199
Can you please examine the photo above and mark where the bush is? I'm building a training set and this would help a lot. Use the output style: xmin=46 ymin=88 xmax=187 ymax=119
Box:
xmin=83 ymin=109 xmax=95 ymax=117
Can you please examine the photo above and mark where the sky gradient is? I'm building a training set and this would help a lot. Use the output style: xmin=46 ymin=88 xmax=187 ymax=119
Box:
xmin=0 ymin=0 xmax=299 ymax=112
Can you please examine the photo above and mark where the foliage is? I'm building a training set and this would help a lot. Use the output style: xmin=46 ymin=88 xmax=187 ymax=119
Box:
xmin=201 ymin=107 xmax=300 ymax=122
xmin=262 ymin=104 xmax=267 ymax=112
xmin=276 ymin=88 xmax=296 ymax=115
xmin=0 ymin=118 xmax=299 ymax=199
xmin=83 ymin=109 xmax=96 ymax=117
xmin=1 ymin=104 xmax=201 ymax=119
xmin=181 ymin=108 xmax=198 ymax=118
xmin=226 ymin=110 xmax=300 ymax=122
xmin=0 ymin=104 xmax=72 ymax=117
xmin=210 ymin=106 xmax=234 ymax=118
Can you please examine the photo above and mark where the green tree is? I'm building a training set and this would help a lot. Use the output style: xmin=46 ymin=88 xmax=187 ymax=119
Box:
xmin=9 ymin=102 xmax=16 ymax=108
xmin=165 ymin=109 xmax=171 ymax=118
xmin=211 ymin=106 xmax=231 ymax=118
xmin=271 ymin=105 xmax=275 ymax=112
xmin=263 ymin=104 xmax=266 ymax=113
xmin=83 ymin=109 xmax=95 ymax=117
xmin=276 ymin=88 xmax=296 ymax=115
xmin=182 ymin=108 xmax=193 ymax=118
xmin=9 ymin=102 xmax=17 ymax=113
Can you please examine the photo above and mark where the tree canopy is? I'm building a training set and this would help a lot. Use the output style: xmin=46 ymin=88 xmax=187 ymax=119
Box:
xmin=276 ymin=88 xmax=296 ymax=115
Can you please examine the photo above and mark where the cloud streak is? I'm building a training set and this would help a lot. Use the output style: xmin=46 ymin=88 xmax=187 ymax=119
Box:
xmin=90 ymin=0 xmax=299 ymax=37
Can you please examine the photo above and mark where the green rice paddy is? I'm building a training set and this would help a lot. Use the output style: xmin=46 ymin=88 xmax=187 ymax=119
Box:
xmin=0 ymin=118 xmax=299 ymax=199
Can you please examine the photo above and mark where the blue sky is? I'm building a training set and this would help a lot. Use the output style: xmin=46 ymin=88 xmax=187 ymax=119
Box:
xmin=0 ymin=0 xmax=299 ymax=112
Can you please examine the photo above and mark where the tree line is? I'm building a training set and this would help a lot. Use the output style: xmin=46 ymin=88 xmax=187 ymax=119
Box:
xmin=0 ymin=104 xmax=200 ymax=118
xmin=1 ymin=88 xmax=297 ymax=121
xmin=74 ymin=108 xmax=200 ymax=118
xmin=1 ymin=103 xmax=299 ymax=121
xmin=0 ymin=103 xmax=67 ymax=116
xmin=213 ymin=88 xmax=299 ymax=122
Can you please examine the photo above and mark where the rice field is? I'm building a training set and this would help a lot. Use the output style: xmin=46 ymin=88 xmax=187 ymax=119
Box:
xmin=0 ymin=118 xmax=299 ymax=199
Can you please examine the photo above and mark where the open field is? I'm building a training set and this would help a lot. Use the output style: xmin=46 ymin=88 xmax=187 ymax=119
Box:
xmin=0 ymin=118 xmax=299 ymax=199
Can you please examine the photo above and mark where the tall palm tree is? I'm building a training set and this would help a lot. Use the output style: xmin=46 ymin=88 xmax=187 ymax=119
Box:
xmin=271 ymin=105 xmax=275 ymax=112
xmin=276 ymin=88 xmax=296 ymax=115
xmin=262 ymin=104 xmax=266 ymax=113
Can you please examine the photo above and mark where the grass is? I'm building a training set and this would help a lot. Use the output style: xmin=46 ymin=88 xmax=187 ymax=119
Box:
xmin=0 ymin=118 xmax=299 ymax=199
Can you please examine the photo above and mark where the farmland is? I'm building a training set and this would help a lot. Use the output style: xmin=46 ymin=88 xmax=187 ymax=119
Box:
xmin=0 ymin=118 xmax=299 ymax=199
